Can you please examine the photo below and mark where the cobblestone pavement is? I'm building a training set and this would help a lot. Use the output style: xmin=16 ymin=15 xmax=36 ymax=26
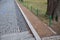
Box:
xmin=0 ymin=0 xmax=29 ymax=36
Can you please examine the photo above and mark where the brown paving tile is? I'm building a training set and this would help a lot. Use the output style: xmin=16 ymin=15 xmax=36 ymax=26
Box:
xmin=16 ymin=0 xmax=56 ymax=38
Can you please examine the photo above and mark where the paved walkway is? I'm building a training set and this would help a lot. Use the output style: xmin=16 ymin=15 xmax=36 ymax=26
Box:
xmin=17 ymin=0 xmax=56 ymax=38
xmin=0 ymin=0 xmax=36 ymax=40
xmin=0 ymin=0 xmax=29 ymax=36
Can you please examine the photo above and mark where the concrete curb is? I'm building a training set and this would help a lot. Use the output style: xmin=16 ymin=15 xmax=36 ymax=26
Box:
xmin=15 ymin=0 xmax=41 ymax=40
xmin=43 ymin=23 xmax=57 ymax=34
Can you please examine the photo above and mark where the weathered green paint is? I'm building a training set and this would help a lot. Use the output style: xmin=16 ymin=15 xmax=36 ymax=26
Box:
xmin=49 ymin=15 xmax=52 ymax=27
xmin=36 ymin=8 xmax=38 ymax=16
xmin=31 ymin=6 xmax=32 ymax=11
xmin=55 ymin=15 xmax=58 ymax=22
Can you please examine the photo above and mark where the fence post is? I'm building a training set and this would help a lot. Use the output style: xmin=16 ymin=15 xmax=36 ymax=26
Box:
xmin=49 ymin=15 xmax=52 ymax=27
xmin=23 ymin=2 xmax=25 ymax=6
xmin=31 ymin=6 xmax=32 ymax=11
xmin=19 ymin=0 xmax=20 ymax=1
xmin=55 ymin=15 xmax=58 ymax=22
xmin=26 ymin=3 xmax=28 ymax=8
xmin=36 ymin=8 xmax=38 ymax=16
xmin=20 ymin=0 xmax=23 ymax=2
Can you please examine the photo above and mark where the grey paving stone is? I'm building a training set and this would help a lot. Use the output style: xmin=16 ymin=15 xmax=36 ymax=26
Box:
xmin=0 ymin=0 xmax=35 ymax=40
xmin=0 ymin=0 xmax=29 ymax=36
xmin=1 ymin=31 xmax=35 ymax=40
